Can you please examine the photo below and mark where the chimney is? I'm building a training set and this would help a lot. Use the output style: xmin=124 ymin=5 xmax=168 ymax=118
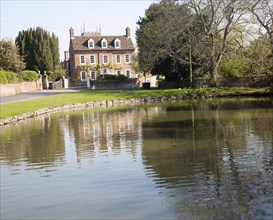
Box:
xmin=69 ymin=27 xmax=74 ymax=40
xmin=126 ymin=27 xmax=131 ymax=38
xmin=64 ymin=51 xmax=69 ymax=61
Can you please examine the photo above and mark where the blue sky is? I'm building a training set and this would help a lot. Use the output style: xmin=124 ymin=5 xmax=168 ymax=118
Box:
xmin=1 ymin=0 xmax=156 ymax=60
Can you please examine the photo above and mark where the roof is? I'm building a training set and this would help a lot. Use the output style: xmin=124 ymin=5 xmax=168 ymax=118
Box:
xmin=71 ymin=35 xmax=135 ymax=51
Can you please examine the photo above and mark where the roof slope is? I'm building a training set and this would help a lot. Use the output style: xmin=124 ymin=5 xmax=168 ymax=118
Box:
xmin=71 ymin=35 xmax=134 ymax=51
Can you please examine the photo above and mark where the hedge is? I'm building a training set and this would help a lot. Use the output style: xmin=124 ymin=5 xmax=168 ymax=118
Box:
xmin=0 ymin=70 xmax=20 ymax=84
xmin=19 ymin=70 xmax=39 ymax=82
xmin=0 ymin=70 xmax=39 ymax=84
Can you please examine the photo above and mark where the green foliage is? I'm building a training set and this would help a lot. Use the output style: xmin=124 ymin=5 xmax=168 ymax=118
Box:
xmin=19 ymin=70 xmax=39 ymax=82
xmin=75 ymin=66 xmax=82 ymax=80
xmin=78 ymin=63 xmax=122 ymax=73
xmin=0 ymin=70 xmax=20 ymax=84
xmin=47 ymin=71 xmax=55 ymax=82
xmin=221 ymin=62 xmax=241 ymax=77
xmin=136 ymin=0 xmax=207 ymax=82
xmin=0 ymin=71 xmax=9 ymax=84
xmin=220 ymin=58 xmax=251 ymax=77
xmin=246 ymin=36 xmax=272 ymax=75
xmin=47 ymin=65 xmax=66 ymax=81
xmin=0 ymin=39 xmax=25 ymax=72
xmin=15 ymin=27 xmax=60 ymax=73
xmin=221 ymin=36 xmax=272 ymax=77
xmin=76 ymin=63 xmax=122 ymax=81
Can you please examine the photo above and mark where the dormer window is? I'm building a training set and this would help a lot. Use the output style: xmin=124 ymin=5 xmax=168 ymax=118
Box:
xmin=114 ymin=38 xmax=121 ymax=48
xmin=101 ymin=38 xmax=107 ymax=48
xmin=88 ymin=39 xmax=94 ymax=49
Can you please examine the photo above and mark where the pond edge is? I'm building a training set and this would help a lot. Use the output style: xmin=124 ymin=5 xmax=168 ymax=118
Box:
xmin=1 ymin=93 xmax=272 ymax=126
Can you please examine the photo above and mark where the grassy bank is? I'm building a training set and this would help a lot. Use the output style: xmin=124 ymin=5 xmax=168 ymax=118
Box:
xmin=1 ymin=87 xmax=272 ymax=119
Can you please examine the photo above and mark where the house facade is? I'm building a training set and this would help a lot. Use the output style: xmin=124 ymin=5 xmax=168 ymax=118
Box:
xmin=65 ymin=27 xmax=136 ymax=81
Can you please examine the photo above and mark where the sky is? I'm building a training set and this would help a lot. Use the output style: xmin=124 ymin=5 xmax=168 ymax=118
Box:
xmin=1 ymin=0 xmax=156 ymax=60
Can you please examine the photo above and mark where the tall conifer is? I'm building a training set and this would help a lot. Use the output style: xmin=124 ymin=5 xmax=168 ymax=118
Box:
xmin=16 ymin=27 xmax=61 ymax=74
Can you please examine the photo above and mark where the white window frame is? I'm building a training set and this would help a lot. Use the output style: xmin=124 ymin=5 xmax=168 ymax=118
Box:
xmin=91 ymin=71 xmax=96 ymax=80
xmin=116 ymin=54 xmax=121 ymax=64
xmin=116 ymin=70 xmax=122 ymax=75
xmin=80 ymin=55 xmax=86 ymax=64
xmin=88 ymin=39 xmax=94 ymax=49
xmin=90 ymin=55 xmax=96 ymax=64
xmin=114 ymin=38 xmax=121 ymax=48
xmin=80 ymin=71 xmax=87 ymax=81
xmin=125 ymin=54 xmax=130 ymax=63
xmin=125 ymin=69 xmax=131 ymax=78
xmin=101 ymin=38 xmax=108 ymax=48
xmin=103 ymin=55 xmax=109 ymax=64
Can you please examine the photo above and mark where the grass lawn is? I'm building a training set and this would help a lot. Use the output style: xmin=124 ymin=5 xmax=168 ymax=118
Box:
xmin=0 ymin=87 xmax=272 ymax=119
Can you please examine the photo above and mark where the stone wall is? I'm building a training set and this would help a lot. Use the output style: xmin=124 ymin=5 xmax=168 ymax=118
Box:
xmin=219 ymin=75 xmax=273 ymax=88
xmin=159 ymin=75 xmax=273 ymax=88
xmin=0 ymin=80 xmax=42 ymax=97
xmin=196 ymin=75 xmax=273 ymax=88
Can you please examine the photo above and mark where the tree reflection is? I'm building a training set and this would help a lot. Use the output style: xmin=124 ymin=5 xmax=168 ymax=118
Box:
xmin=0 ymin=116 xmax=65 ymax=173
xmin=141 ymin=98 xmax=273 ymax=219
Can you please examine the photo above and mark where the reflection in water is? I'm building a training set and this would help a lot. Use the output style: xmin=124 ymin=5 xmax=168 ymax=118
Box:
xmin=0 ymin=117 xmax=65 ymax=176
xmin=0 ymin=98 xmax=272 ymax=219
xmin=142 ymin=100 xmax=273 ymax=219
xmin=68 ymin=109 xmax=141 ymax=163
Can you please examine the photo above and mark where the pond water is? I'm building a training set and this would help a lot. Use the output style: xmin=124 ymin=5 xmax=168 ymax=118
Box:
xmin=1 ymin=98 xmax=273 ymax=219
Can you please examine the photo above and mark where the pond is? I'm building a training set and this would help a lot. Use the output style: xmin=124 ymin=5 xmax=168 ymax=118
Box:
xmin=1 ymin=98 xmax=273 ymax=219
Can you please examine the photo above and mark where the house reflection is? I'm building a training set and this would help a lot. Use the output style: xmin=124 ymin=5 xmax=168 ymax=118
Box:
xmin=67 ymin=107 xmax=163 ymax=163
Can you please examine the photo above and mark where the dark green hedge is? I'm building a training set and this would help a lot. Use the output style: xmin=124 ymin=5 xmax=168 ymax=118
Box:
xmin=97 ymin=74 xmax=128 ymax=80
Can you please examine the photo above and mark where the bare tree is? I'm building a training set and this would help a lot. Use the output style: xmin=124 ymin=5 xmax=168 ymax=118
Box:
xmin=186 ymin=0 xmax=246 ymax=86
xmin=248 ymin=0 xmax=273 ymax=56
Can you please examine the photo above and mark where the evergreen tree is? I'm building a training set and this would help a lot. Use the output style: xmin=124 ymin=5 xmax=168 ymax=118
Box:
xmin=15 ymin=27 xmax=61 ymax=74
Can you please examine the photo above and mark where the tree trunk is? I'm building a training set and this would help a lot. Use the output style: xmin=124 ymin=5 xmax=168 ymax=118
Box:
xmin=210 ymin=35 xmax=218 ymax=87
xmin=189 ymin=39 xmax=193 ymax=88
xmin=270 ymin=34 xmax=273 ymax=58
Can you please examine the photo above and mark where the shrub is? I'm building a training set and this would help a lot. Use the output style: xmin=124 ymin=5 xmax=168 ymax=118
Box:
xmin=98 ymin=74 xmax=128 ymax=80
xmin=0 ymin=70 xmax=20 ymax=84
xmin=116 ymin=74 xmax=128 ymax=80
xmin=19 ymin=70 xmax=39 ymax=82
xmin=0 ymin=71 xmax=8 ymax=84
xmin=220 ymin=57 xmax=252 ymax=78
xmin=47 ymin=71 xmax=57 ymax=82
xmin=220 ymin=62 xmax=241 ymax=77
xmin=48 ymin=66 xmax=67 ymax=82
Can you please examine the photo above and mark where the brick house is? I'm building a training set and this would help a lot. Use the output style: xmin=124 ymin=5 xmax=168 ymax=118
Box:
xmin=65 ymin=27 xmax=136 ymax=81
